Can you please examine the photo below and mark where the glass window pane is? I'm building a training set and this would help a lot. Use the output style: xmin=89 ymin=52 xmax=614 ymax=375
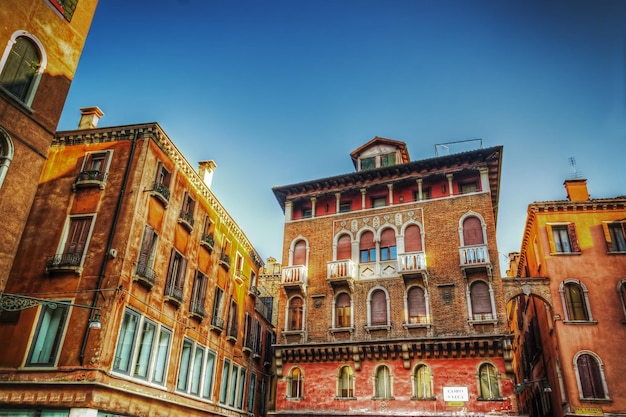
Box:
xmin=113 ymin=310 xmax=139 ymax=373
xmin=177 ymin=339 xmax=193 ymax=391
xmin=152 ymin=328 xmax=171 ymax=384
xmin=202 ymin=350 xmax=216 ymax=399
xmin=27 ymin=303 xmax=69 ymax=366
xmin=134 ymin=320 xmax=156 ymax=378
xmin=190 ymin=345 xmax=205 ymax=395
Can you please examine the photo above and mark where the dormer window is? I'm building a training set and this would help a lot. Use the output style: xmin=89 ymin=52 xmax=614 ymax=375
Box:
xmin=361 ymin=157 xmax=375 ymax=170
xmin=381 ymin=153 xmax=395 ymax=167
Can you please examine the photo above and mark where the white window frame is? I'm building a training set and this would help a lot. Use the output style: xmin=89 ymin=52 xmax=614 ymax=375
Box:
xmin=0 ymin=127 xmax=14 ymax=189
xmin=25 ymin=301 xmax=71 ymax=367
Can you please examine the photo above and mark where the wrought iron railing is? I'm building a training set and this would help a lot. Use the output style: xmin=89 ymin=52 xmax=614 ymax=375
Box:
xmin=151 ymin=181 xmax=171 ymax=201
xmin=135 ymin=263 xmax=157 ymax=285
xmin=46 ymin=253 xmax=82 ymax=268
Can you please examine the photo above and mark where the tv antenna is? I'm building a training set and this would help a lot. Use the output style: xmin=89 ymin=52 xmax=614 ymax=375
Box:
xmin=568 ymin=156 xmax=581 ymax=179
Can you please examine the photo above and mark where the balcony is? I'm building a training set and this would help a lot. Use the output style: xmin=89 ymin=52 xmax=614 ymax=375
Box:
xmin=219 ymin=253 xmax=231 ymax=271
xmin=327 ymin=259 xmax=355 ymax=291
xmin=72 ymin=170 xmax=107 ymax=191
xmin=210 ymin=315 xmax=224 ymax=333
xmin=248 ymin=285 xmax=261 ymax=298
xmin=190 ymin=300 xmax=206 ymax=321
xmin=178 ymin=210 xmax=195 ymax=231
xmin=397 ymin=251 xmax=427 ymax=284
xmin=46 ymin=253 xmax=83 ymax=275
xmin=459 ymin=244 xmax=490 ymax=268
xmin=281 ymin=265 xmax=307 ymax=295
xmin=234 ymin=270 xmax=246 ymax=285
xmin=164 ymin=283 xmax=183 ymax=307
xmin=134 ymin=263 xmax=157 ymax=289
xmin=150 ymin=181 xmax=170 ymax=207
xmin=200 ymin=233 xmax=214 ymax=253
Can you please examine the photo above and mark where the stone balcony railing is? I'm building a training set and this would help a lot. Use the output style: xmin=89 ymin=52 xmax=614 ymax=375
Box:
xmin=459 ymin=244 xmax=490 ymax=267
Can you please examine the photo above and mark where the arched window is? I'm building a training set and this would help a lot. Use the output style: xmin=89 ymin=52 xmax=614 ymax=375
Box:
xmin=374 ymin=365 xmax=392 ymax=399
xmin=478 ymin=363 xmax=500 ymax=399
xmin=404 ymin=224 xmax=422 ymax=252
xmin=292 ymin=239 xmax=307 ymax=266
xmin=369 ymin=289 xmax=388 ymax=326
xmin=287 ymin=297 xmax=303 ymax=331
xmin=336 ymin=234 xmax=351 ymax=260
xmin=470 ymin=281 xmax=493 ymax=320
xmin=335 ymin=292 xmax=351 ymax=328
xmin=0 ymin=128 xmax=14 ymax=189
xmin=462 ymin=216 xmax=484 ymax=245
xmin=337 ymin=365 xmax=354 ymax=398
xmin=575 ymin=353 xmax=607 ymax=399
xmin=562 ymin=281 xmax=590 ymax=321
xmin=413 ymin=364 xmax=433 ymax=399
xmin=0 ymin=34 xmax=43 ymax=105
xmin=407 ymin=286 xmax=427 ymax=324
xmin=287 ymin=367 xmax=303 ymax=398
xmin=380 ymin=228 xmax=397 ymax=261
xmin=360 ymin=231 xmax=376 ymax=263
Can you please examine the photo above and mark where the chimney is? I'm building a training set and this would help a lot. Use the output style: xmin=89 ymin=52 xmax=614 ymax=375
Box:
xmin=564 ymin=178 xmax=590 ymax=202
xmin=78 ymin=106 xmax=104 ymax=129
xmin=198 ymin=160 xmax=217 ymax=188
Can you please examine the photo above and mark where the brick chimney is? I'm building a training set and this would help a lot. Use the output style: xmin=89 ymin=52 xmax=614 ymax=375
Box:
xmin=198 ymin=160 xmax=217 ymax=188
xmin=78 ymin=106 xmax=104 ymax=129
xmin=564 ymin=178 xmax=590 ymax=202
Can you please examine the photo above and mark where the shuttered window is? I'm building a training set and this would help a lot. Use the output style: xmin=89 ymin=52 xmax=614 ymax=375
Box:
xmin=577 ymin=354 xmax=606 ymax=399
xmin=407 ymin=287 xmax=427 ymax=324
xmin=0 ymin=36 xmax=41 ymax=103
xmin=64 ymin=216 xmax=93 ymax=256
xmin=370 ymin=289 xmax=388 ymax=326
xmin=548 ymin=223 xmax=580 ymax=253
xmin=404 ymin=224 xmax=422 ymax=252
xmin=478 ymin=363 xmax=500 ymax=399
xmin=360 ymin=231 xmax=376 ymax=262
xmin=337 ymin=234 xmax=352 ymax=260
xmin=470 ymin=281 xmax=492 ymax=319
xmin=293 ymin=240 xmax=306 ymax=265
xmin=463 ymin=216 xmax=484 ymax=245
xmin=288 ymin=297 xmax=303 ymax=330
xmin=603 ymin=222 xmax=626 ymax=252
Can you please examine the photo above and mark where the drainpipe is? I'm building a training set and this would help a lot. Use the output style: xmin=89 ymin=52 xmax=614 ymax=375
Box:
xmin=79 ymin=130 xmax=140 ymax=365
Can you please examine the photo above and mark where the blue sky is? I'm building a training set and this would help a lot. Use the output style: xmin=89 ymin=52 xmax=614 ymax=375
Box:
xmin=58 ymin=0 xmax=626 ymax=274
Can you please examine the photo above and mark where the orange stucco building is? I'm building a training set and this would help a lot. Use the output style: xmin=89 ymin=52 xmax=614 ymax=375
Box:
xmin=270 ymin=138 xmax=520 ymax=417
xmin=0 ymin=0 xmax=98 ymax=291
xmin=506 ymin=179 xmax=626 ymax=417
xmin=0 ymin=110 xmax=274 ymax=417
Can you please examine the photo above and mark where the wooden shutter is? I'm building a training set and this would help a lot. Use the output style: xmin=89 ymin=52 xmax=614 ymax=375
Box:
xmin=602 ymin=223 xmax=613 ymax=252
xmin=408 ymin=287 xmax=426 ymax=320
xmin=471 ymin=281 xmax=491 ymax=314
xmin=337 ymin=234 xmax=351 ymax=260
xmin=370 ymin=290 xmax=387 ymax=325
xmin=380 ymin=228 xmax=396 ymax=247
xmin=404 ymin=224 xmax=422 ymax=252
xmin=65 ymin=217 xmax=92 ymax=255
xmin=568 ymin=223 xmax=580 ymax=252
xmin=293 ymin=240 xmax=306 ymax=265
xmin=138 ymin=226 xmax=156 ymax=266
xmin=463 ymin=216 xmax=483 ymax=245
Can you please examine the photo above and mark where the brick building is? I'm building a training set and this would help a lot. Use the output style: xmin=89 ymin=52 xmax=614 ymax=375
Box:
xmin=0 ymin=0 xmax=98 ymax=291
xmin=506 ymin=179 xmax=626 ymax=417
xmin=0 ymin=110 xmax=274 ymax=417
xmin=270 ymin=137 xmax=518 ymax=416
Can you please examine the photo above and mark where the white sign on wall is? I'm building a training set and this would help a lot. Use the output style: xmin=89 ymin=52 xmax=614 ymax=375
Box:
xmin=443 ymin=386 xmax=469 ymax=402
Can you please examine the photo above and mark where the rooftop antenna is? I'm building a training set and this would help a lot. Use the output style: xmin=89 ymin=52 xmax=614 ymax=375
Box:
xmin=568 ymin=156 xmax=581 ymax=179
xmin=435 ymin=138 xmax=483 ymax=157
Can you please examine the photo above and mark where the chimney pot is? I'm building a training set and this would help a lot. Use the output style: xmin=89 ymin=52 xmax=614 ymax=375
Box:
xmin=78 ymin=106 xmax=104 ymax=129
xmin=564 ymin=178 xmax=590 ymax=202
xmin=198 ymin=160 xmax=217 ymax=188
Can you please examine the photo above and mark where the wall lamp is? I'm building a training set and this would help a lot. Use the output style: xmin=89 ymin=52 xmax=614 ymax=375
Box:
xmin=514 ymin=378 xmax=552 ymax=394
xmin=0 ymin=292 xmax=102 ymax=329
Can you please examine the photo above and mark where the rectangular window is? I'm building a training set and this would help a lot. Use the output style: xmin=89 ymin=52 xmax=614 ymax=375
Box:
xmin=371 ymin=197 xmax=386 ymax=208
xmin=302 ymin=208 xmax=312 ymax=218
xmin=76 ymin=151 xmax=112 ymax=185
xmin=202 ymin=350 xmax=217 ymax=399
xmin=51 ymin=215 xmax=94 ymax=268
xmin=248 ymin=373 xmax=257 ymax=413
xmin=165 ymin=249 xmax=187 ymax=302
xmin=460 ymin=182 xmax=477 ymax=194
xmin=228 ymin=299 xmax=239 ymax=339
xmin=179 ymin=192 xmax=196 ymax=228
xmin=177 ymin=339 xmax=193 ymax=392
xmin=360 ymin=248 xmax=376 ymax=263
xmin=219 ymin=359 xmax=231 ymax=403
xmin=229 ymin=363 xmax=239 ymax=407
xmin=189 ymin=345 xmax=205 ymax=395
xmin=237 ymin=367 xmax=247 ymax=409
xmin=113 ymin=309 xmax=172 ymax=385
xmin=549 ymin=223 xmax=579 ymax=253
xmin=48 ymin=0 xmax=78 ymax=21
xmin=136 ymin=226 xmax=158 ymax=282
xmin=360 ymin=157 xmax=375 ymax=170
xmin=339 ymin=201 xmax=352 ymax=213
xmin=152 ymin=163 xmax=172 ymax=202
xmin=190 ymin=270 xmax=208 ymax=317
xmin=26 ymin=302 xmax=70 ymax=366
xmin=211 ymin=287 xmax=225 ymax=329
xmin=381 ymin=153 xmax=395 ymax=167
xmin=604 ymin=222 xmax=626 ymax=252
xmin=235 ymin=252 xmax=244 ymax=274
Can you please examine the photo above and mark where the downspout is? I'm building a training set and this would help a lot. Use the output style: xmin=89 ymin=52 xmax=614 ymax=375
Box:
xmin=79 ymin=130 xmax=140 ymax=365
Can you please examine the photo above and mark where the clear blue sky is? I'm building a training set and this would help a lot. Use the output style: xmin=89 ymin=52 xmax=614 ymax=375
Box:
xmin=58 ymin=0 xmax=626 ymax=275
